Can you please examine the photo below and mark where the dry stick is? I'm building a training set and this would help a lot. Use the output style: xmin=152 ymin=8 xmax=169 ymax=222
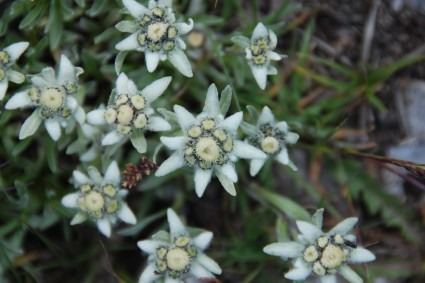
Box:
xmin=361 ymin=0 xmax=380 ymax=63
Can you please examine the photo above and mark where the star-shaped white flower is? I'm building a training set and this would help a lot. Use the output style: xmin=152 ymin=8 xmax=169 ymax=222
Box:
xmin=232 ymin=22 xmax=284 ymax=89
xmin=5 ymin=54 xmax=85 ymax=141
xmin=244 ymin=106 xmax=299 ymax=176
xmin=116 ymin=0 xmax=194 ymax=77
xmin=156 ymin=84 xmax=267 ymax=197
xmin=61 ymin=161 xmax=137 ymax=238
xmin=0 ymin=42 xmax=29 ymax=101
xmin=138 ymin=208 xmax=222 ymax=283
xmin=264 ymin=209 xmax=376 ymax=283
xmin=87 ymin=73 xmax=171 ymax=153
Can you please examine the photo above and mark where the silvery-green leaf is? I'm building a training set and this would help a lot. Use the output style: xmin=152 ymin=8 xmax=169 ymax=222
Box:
xmin=7 ymin=70 xmax=25 ymax=84
xmin=246 ymin=105 xmax=259 ymax=120
xmin=115 ymin=20 xmax=139 ymax=33
xmin=311 ymin=208 xmax=324 ymax=228
xmin=216 ymin=172 xmax=236 ymax=196
xmin=114 ymin=51 xmax=129 ymax=75
xmin=219 ymin=85 xmax=232 ymax=116
xmin=19 ymin=109 xmax=42 ymax=140
xmin=231 ymin=35 xmax=250 ymax=48
xmin=130 ymin=131 xmax=147 ymax=153
xmin=157 ymin=108 xmax=178 ymax=125
xmin=240 ymin=121 xmax=257 ymax=136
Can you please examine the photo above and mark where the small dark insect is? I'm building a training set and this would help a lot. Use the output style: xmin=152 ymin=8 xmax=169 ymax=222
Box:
xmin=344 ymin=240 xmax=357 ymax=248
xmin=121 ymin=156 xmax=157 ymax=189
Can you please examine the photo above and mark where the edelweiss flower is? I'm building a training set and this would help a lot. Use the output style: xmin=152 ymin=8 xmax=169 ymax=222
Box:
xmin=138 ymin=208 xmax=221 ymax=283
xmin=5 ymin=55 xmax=85 ymax=141
xmin=61 ymin=161 xmax=137 ymax=238
xmin=232 ymin=22 xmax=284 ymax=89
xmin=116 ymin=0 xmax=194 ymax=77
xmin=245 ymin=106 xmax=299 ymax=176
xmin=0 ymin=42 xmax=29 ymax=101
xmin=156 ymin=84 xmax=266 ymax=197
xmin=87 ymin=73 xmax=171 ymax=153
xmin=264 ymin=209 xmax=376 ymax=283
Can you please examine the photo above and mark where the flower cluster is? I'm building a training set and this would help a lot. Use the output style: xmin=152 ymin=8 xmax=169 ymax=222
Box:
xmin=0 ymin=42 xmax=29 ymax=101
xmin=264 ymin=209 xmax=376 ymax=282
xmin=5 ymin=55 xmax=85 ymax=141
xmin=232 ymin=22 xmax=285 ymax=89
xmin=61 ymin=161 xmax=136 ymax=237
xmin=156 ymin=84 xmax=266 ymax=197
xmin=138 ymin=209 xmax=221 ymax=282
xmin=116 ymin=0 xmax=194 ymax=77
xmin=87 ymin=73 xmax=171 ymax=152
xmin=244 ymin=106 xmax=299 ymax=176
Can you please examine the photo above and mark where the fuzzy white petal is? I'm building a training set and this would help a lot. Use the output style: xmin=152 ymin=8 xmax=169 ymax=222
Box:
xmin=104 ymin=161 xmax=120 ymax=185
xmin=155 ymin=152 xmax=185 ymax=176
xmin=233 ymin=140 xmax=267 ymax=160
xmin=263 ymin=242 xmax=304 ymax=258
xmin=160 ymin=136 xmax=186 ymax=150
xmin=258 ymin=106 xmax=274 ymax=125
xmin=73 ymin=105 xmax=86 ymax=125
xmin=70 ymin=212 xmax=88 ymax=225
xmin=269 ymin=29 xmax=278 ymax=49
xmin=4 ymin=42 xmax=29 ymax=61
xmin=197 ymin=253 xmax=222 ymax=275
xmin=58 ymin=55 xmax=77 ymax=83
xmin=190 ymin=262 xmax=214 ymax=278
xmin=87 ymin=166 xmax=103 ymax=184
xmin=276 ymin=148 xmax=289 ymax=165
xmin=19 ymin=109 xmax=43 ymax=140
xmin=138 ymin=263 xmax=157 ymax=283
xmin=142 ymin=76 xmax=172 ymax=103
xmin=250 ymin=158 xmax=266 ymax=177
xmin=252 ymin=22 xmax=268 ymax=40
xmin=5 ymin=90 xmax=31 ymax=109
xmin=7 ymin=70 xmax=25 ymax=84
xmin=168 ymin=49 xmax=193 ymax=77
xmin=174 ymin=18 xmax=194 ymax=35
xmin=164 ymin=278 xmax=179 ymax=283
xmin=137 ymin=240 xmax=167 ymax=253
xmin=102 ymin=131 xmax=124 ymax=145
xmin=44 ymin=119 xmax=62 ymax=141
xmin=216 ymin=172 xmax=236 ymax=196
xmin=97 ymin=218 xmax=112 ymax=237
xmin=73 ymin=170 xmax=90 ymax=185
xmin=115 ymin=33 xmax=140 ymax=51
xmin=220 ymin=112 xmax=243 ymax=135
xmin=145 ymin=52 xmax=160 ymax=72
xmin=296 ymin=221 xmax=323 ymax=243
xmin=157 ymin=0 xmax=172 ymax=8
xmin=0 ymin=80 xmax=7 ymax=101
xmin=194 ymin=169 xmax=212 ymax=197
xmin=218 ymin=163 xmax=238 ymax=183
xmin=251 ymin=65 xmax=268 ymax=90
xmin=193 ymin=231 xmax=213 ymax=251
xmin=123 ymin=0 xmax=150 ymax=19
xmin=339 ymin=265 xmax=363 ymax=283
xmin=118 ymin=203 xmax=137 ymax=224
xmin=349 ymin=247 xmax=376 ymax=263
xmin=167 ymin=208 xmax=187 ymax=237
xmin=284 ymin=262 xmax=312 ymax=280
xmin=328 ymin=217 xmax=358 ymax=235
xmin=41 ymin=67 xmax=56 ymax=83
xmin=147 ymin=116 xmax=171 ymax=132
xmin=268 ymin=51 xmax=282 ymax=61
xmin=321 ymin=275 xmax=337 ymax=283
xmin=61 ymin=192 xmax=79 ymax=208
xmin=116 ymin=73 xmax=129 ymax=94
xmin=87 ymin=109 xmax=106 ymax=125
xmin=173 ymin=105 xmax=196 ymax=131
xmin=285 ymin=132 xmax=300 ymax=144
xmin=202 ymin=84 xmax=220 ymax=117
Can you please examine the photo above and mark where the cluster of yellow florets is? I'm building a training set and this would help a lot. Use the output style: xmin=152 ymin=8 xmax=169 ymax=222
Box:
xmin=76 ymin=183 xmax=120 ymax=220
xmin=184 ymin=119 xmax=233 ymax=170
xmin=155 ymin=235 xmax=197 ymax=279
